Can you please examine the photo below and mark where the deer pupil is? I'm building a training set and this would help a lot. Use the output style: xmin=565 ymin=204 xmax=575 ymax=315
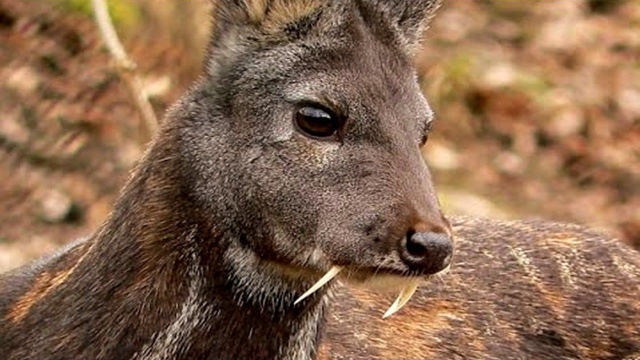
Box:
xmin=296 ymin=106 xmax=339 ymax=138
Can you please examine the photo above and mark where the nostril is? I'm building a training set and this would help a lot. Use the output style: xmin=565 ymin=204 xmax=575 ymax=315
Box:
xmin=400 ymin=231 xmax=454 ymax=274
xmin=405 ymin=230 xmax=429 ymax=258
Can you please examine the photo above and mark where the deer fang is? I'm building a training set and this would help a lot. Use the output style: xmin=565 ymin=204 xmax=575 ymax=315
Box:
xmin=294 ymin=266 xmax=343 ymax=305
xmin=382 ymin=281 xmax=420 ymax=318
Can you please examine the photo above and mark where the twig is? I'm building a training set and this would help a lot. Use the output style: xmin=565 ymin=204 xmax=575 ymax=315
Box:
xmin=91 ymin=0 xmax=158 ymax=141
xmin=0 ymin=133 xmax=82 ymax=171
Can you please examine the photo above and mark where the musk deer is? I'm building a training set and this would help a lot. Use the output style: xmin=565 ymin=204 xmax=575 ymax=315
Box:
xmin=1 ymin=0 xmax=638 ymax=359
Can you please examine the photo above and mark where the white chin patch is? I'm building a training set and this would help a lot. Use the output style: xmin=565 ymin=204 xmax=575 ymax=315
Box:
xmin=293 ymin=266 xmax=425 ymax=318
xmin=356 ymin=274 xmax=423 ymax=318
xmin=353 ymin=274 xmax=422 ymax=293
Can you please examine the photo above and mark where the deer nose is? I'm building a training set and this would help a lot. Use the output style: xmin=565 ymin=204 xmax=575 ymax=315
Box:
xmin=399 ymin=229 xmax=453 ymax=274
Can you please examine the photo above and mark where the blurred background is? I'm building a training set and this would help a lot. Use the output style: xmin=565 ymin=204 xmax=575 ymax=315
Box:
xmin=0 ymin=0 xmax=638 ymax=272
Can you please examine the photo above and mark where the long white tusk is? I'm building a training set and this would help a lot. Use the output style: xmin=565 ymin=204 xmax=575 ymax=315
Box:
xmin=382 ymin=281 xmax=420 ymax=318
xmin=294 ymin=266 xmax=343 ymax=305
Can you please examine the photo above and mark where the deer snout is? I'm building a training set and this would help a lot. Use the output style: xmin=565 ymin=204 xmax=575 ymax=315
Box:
xmin=399 ymin=224 xmax=453 ymax=275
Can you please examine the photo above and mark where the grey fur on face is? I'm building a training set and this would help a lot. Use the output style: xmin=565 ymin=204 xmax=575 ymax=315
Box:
xmin=180 ymin=0 xmax=450 ymax=287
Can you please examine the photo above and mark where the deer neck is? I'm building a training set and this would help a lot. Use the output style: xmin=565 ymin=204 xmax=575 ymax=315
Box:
xmin=83 ymin=135 xmax=331 ymax=360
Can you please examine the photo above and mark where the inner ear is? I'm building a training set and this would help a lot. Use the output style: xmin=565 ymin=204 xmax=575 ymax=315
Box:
xmin=261 ymin=0 xmax=326 ymax=34
xmin=211 ymin=0 xmax=326 ymax=35
xmin=206 ymin=0 xmax=328 ymax=74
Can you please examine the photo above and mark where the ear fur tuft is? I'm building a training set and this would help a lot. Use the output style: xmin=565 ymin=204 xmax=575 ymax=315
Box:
xmin=212 ymin=0 xmax=325 ymax=34
xmin=206 ymin=0 xmax=328 ymax=75
xmin=360 ymin=0 xmax=443 ymax=52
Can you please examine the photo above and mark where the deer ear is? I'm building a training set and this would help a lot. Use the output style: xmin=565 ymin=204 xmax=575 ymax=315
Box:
xmin=206 ymin=0 xmax=326 ymax=74
xmin=361 ymin=0 xmax=442 ymax=52
xmin=210 ymin=0 xmax=325 ymax=40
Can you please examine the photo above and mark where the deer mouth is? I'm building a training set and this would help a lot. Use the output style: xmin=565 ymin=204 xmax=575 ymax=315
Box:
xmin=294 ymin=264 xmax=446 ymax=318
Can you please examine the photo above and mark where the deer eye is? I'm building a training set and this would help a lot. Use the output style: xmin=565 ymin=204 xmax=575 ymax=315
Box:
xmin=295 ymin=106 xmax=341 ymax=139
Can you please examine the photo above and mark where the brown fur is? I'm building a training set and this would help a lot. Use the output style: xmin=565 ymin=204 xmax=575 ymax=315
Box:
xmin=211 ymin=0 xmax=327 ymax=38
xmin=6 ymin=241 xmax=91 ymax=323
xmin=246 ymin=0 xmax=324 ymax=31
xmin=322 ymin=218 xmax=640 ymax=360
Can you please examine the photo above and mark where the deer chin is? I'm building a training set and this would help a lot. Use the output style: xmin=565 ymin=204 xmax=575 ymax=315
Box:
xmin=342 ymin=270 xmax=428 ymax=318
xmin=294 ymin=265 xmax=436 ymax=318
xmin=344 ymin=272 xmax=426 ymax=293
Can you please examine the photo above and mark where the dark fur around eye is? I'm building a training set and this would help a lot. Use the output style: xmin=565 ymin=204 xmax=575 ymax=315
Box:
xmin=420 ymin=121 xmax=434 ymax=146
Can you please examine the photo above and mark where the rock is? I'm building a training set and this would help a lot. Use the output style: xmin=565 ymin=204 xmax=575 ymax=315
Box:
xmin=424 ymin=142 xmax=461 ymax=171
xmin=5 ymin=66 xmax=40 ymax=95
xmin=36 ymin=189 xmax=80 ymax=223
xmin=481 ymin=62 xmax=518 ymax=89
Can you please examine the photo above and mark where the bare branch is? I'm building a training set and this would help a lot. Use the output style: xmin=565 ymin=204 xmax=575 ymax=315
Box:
xmin=91 ymin=0 xmax=158 ymax=141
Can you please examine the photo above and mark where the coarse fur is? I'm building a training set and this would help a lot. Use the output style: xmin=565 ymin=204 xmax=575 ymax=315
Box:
xmin=322 ymin=217 xmax=640 ymax=360
xmin=0 ymin=1 xmax=639 ymax=360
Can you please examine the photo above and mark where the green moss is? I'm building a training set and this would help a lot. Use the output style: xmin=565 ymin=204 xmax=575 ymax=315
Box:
xmin=431 ymin=52 xmax=474 ymax=104
xmin=485 ymin=0 xmax=530 ymax=20
xmin=52 ymin=0 xmax=140 ymax=29
xmin=515 ymin=73 xmax=552 ymax=100
xmin=445 ymin=53 xmax=474 ymax=85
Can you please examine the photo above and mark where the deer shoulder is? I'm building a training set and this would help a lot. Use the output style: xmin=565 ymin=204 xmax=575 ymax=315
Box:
xmin=322 ymin=217 xmax=640 ymax=360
